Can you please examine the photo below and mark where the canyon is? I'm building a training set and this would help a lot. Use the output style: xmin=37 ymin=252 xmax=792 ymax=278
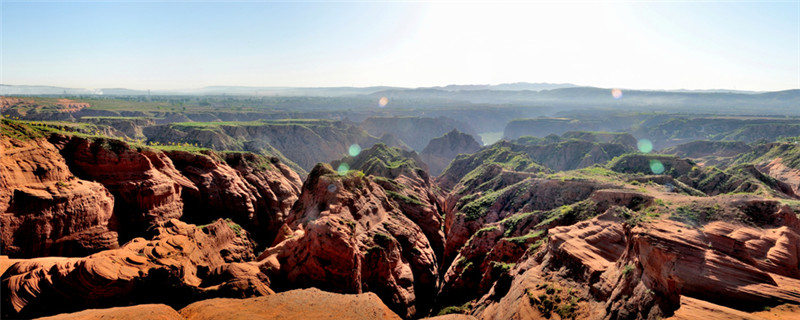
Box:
xmin=2 ymin=109 xmax=800 ymax=319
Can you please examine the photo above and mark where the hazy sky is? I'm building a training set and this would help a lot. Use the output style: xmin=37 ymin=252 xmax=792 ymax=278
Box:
xmin=2 ymin=1 xmax=799 ymax=91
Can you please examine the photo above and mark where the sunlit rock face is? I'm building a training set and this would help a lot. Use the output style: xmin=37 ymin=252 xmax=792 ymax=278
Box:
xmin=179 ymin=288 xmax=402 ymax=320
xmin=164 ymin=150 xmax=302 ymax=245
xmin=331 ymin=143 xmax=447 ymax=260
xmin=1 ymin=219 xmax=271 ymax=319
xmin=2 ymin=121 xmax=305 ymax=258
xmin=53 ymin=135 xmax=191 ymax=241
xmin=258 ymin=164 xmax=439 ymax=318
xmin=1 ymin=124 xmax=117 ymax=258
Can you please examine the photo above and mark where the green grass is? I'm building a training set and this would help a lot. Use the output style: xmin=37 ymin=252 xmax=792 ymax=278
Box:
xmin=500 ymin=211 xmax=540 ymax=236
xmin=490 ymin=261 xmax=515 ymax=275
xmin=227 ymin=219 xmax=244 ymax=236
xmin=1 ymin=119 xmax=47 ymax=140
xmin=476 ymin=225 xmax=500 ymax=234
xmin=504 ymin=229 xmax=545 ymax=245
xmin=385 ymin=190 xmax=424 ymax=206
xmin=536 ymin=200 xmax=599 ymax=228
xmin=621 ymin=264 xmax=634 ymax=276
xmin=437 ymin=302 xmax=472 ymax=316
xmin=458 ymin=189 xmax=503 ymax=221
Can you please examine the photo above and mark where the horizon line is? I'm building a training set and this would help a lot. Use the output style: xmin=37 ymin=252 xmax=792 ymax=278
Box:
xmin=2 ymin=82 xmax=798 ymax=94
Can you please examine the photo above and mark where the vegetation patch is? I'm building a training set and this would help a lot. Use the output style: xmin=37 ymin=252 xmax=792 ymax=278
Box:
xmin=459 ymin=189 xmax=503 ymax=221
xmin=501 ymin=211 xmax=540 ymax=236
xmin=621 ymin=264 xmax=634 ymax=276
xmin=385 ymin=190 xmax=423 ymax=206
xmin=437 ymin=301 xmax=472 ymax=316
xmin=504 ymin=229 xmax=545 ymax=245
xmin=373 ymin=232 xmax=393 ymax=248
xmin=526 ymin=282 xmax=579 ymax=319
xmin=226 ymin=219 xmax=244 ymax=236
xmin=536 ymin=200 xmax=599 ymax=228
xmin=669 ymin=203 xmax=731 ymax=227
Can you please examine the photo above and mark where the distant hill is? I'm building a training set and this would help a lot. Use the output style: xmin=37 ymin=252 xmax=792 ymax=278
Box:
xmin=430 ymin=82 xmax=577 ymax=91
xmin=4 ymin=83 xmax=799 ymax=115
xmin=1 ymin=84 xmax=100 ymax=95
xmin=0 ymin=84 xmax=398 ymax=97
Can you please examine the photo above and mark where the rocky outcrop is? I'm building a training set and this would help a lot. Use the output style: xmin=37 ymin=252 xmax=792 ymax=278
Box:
xmin=511 ymin=139 xmax=634 ymax=171
xmin=440 ymin=192 xmax=649 ymax=307
xmin=437 ymin=144 xmax=546 ymax=190
xmin=258 ymin=164 xmax=438 ymax=318
xmin=529 ymin=200 xmax=800 ymax=319
xmin=1 ymin=123 xmax=117 ymax=257
xmin=163 ymin=151 xmax=260 ymax=226
xmin=542 ymin=209 xmax=627 ymax=282
xmin=440 ymin=137 xmax=630 ymax=185
xmin=222 ymin=152 xmax=303 ymax=240
xmin=83 ymin=117 xmax=156 ymax=139
xmin=758 ymin=157 xmax=800 ymax=195
xmin=633 ymin=117 xmax=800 ymax=149
xmin=143 ymin=120 xmax=384 ymax=173
xmin=3 ymin=121 xmax=303 ymax=257
xmin=667 ymin=296 xmax=769 ymax=320
xmin=52 ymin=136 xmax=191 ymax=240
xmin=609 ymin=154 xmax=797 ymax=198
xmin=462 ymin=192 xmax=800 ymax=320
xmin=598 ymin=217 xmax=800 ymax=319
xmin=178 ymin=288 xmax=402 ymax=320
xmin=1 ymin=219 xmax=270 ymax=319
xmin=662 ymin=140 xmax=752 ymax=165
xmin=738 ymin=143 xmax=800 ymax=194
xmin=332 ymin=144 xmax=446 ymax=261
xmin=472 ymin=262 xmax=593 ymax=320
xmin=443 ymin=178 xmax=614 ymax=271
xmin=504 ymin=118 xmax=594 ymax=139
xmin=167 ymin=150 xmax=302 ymax=244
xmin=420 ymin=129 xmax=482 ymax=176
xmin=378 ymin=133 xmax=412 ymax=151
xmin=35 ymin=304 xmax=184 ymax=320
xmin=361 ymin=116 xmax=480 ymax=151
xmin=561 ymin=131 xmax=638 ymax=148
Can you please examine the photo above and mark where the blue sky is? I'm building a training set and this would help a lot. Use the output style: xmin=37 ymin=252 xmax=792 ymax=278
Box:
xmin=1 ymin=1 xmax=798 ymax=91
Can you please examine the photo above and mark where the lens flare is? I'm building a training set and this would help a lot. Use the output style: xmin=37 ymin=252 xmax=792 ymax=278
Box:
xmin=378 ymin=96 xmax=389 ymax=107
xmin=327 ymin=184 xmax=337 ymax=193
xmin=337 ymin=163 xmax=350 ymax=175
xmin=637 ymin=139 xmax=653 ymax=153
xmin=649 ymin=159 xmax=665 ymax=174
xmin=348 ymin=144 xmax=361 ymax=157
xmin=611 ymin=88 xmax=623 ymax=99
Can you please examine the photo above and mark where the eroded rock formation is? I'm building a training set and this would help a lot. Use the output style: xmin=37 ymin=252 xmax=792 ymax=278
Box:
xmin=258 ymin=164 xmax=438 ymax=318
xmin=1 ymin=219 xmax=270 ymax=319
xmin=179 ymin=288 xmax=402 ymax=320
xmin=420 ymin=129 xmax=482 ymax=176
xmin=1 ymin=124 xmax=117 ymax=257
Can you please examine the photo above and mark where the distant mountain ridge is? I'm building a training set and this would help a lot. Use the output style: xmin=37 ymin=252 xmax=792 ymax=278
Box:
xmin=4 ymin=83 xmax=798 ymax=113
xmin=429 ymin=82 xmax=578 ymax=91
xmin=3 ymin=82 xmax=790 ymax=98
xmin=3 ymin=83 xmax=578 ymax=96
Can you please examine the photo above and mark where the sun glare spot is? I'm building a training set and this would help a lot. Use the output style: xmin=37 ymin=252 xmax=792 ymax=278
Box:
xmin=327 ymin=184 xmax=337 ymax=193
xmin=611 ymin=88 xmax=623 ymax=99
xmin=337 ymin=163 xmax=350 ymax=175
xmin=649 ymin=159 xmax=665 ymax=174
xmin=378 ymin=97 xmax=389 ymax=107
xmin=637 ymin=139 xmax=653 ymax=153
xmin=348 ymin=144 xmax=361 ymax=157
